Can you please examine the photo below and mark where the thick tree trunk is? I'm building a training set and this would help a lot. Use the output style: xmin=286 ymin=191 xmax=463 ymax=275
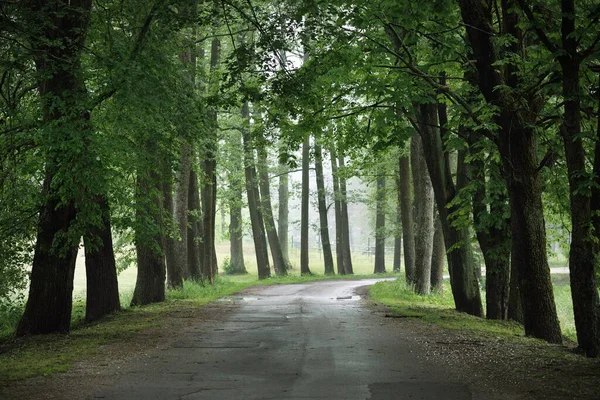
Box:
xmin=315 ymin=144 xmax=335 ymax=275
xmin=467 ymin=136 xmax=511 ymax=320
xmin=558 ymin=3 xmax=600 ymax=355
xmin=508 ymin=255 xmax=523 ymax=323
xmin=416 ymin=103 xmax=483 ymax=315
xmin=187 ymin=168 xmax=202 ymax=280
xmin=173 ymin=141 xmax=191 ymax=283
xmin=300 ymin=136 xmax=312 ymax=275
xmin=132 ymin=148 xmax=166 ymax=306
xmin=17 ymin=175 xmax=79 ymax=335
xmin=338 ymin=155 xmax=354 ymax=274
xmin=229 ymin=196 xmax=247 ymax=274
xmin=393 ymin=171 xmax=402 ymax=273
xmin=278 ymin=152 xmax=290 ymax=266
xmin=161 ymin=161 xmax=179 ymax=288
xmin=242 ymin=103 xmax=270 ymax=279
xmin=199 ymin=37 xmax=220 ymax=283
xmin=17 ymin=0 xmax=93 ymax=335
xmin=459 ymin=0 xmax=561 ymax=341
xmin=374 ymin=173 xmax=387 ymax=274
xmin=398 ymin=152 xmax=415 ymax=283
xmin=84 ymin=196 xmax=120 ymax=322
xmin=331 ymin=146 xmax=346 ymax=275
xmin=257 ymin=144 xmax=288 ymax=276
xmin=430 ymin=215 xmax=445 ymax=293
xmin=411 ymin=135 xmax=435 ymax=294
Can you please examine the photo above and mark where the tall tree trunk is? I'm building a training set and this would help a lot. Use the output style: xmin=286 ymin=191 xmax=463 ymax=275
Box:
xmin=242 ymin=102 xmax=270 ymax=279
xmin=257 ymin=144 xmax=288 ymax=276
xmin=398 ymin=151 xmax=415 ymax=283
xmin=187 ymin=168 xmax=202 ymax=280
xmin=558 ymin=0 xmax=600 ymax=356
xmin=459 ymin=0 xmax=561 ymax=341
xmin=411 ymin=134 xmax=435 ymax=294
xmin=228 ymin=133 xmax=247 ymax=275
xmin=278 ymin=149 xmax=290 ymax=266
xmin=467 ymin=135 xmax=511 ymax=320
xmin=162 ymin=160 xmax=179 ymax=288
xmin=199 ymin=37 xmax=220 ymax=283
xmin=84 ymin=196 xmax=120 ymax=322
xmin=416 ymin=103 xmax=483 ymax=315
xmin=374 ymin=173 xmax=387 ymax=274
xmin=314 ymin=143 xmax=335 ymax=275
xmin=393 ymin=169 xmax=402 ymax=273
xmin=173 ymin=141 xmax=191 ymax=283
xmin=338 ymin=155 xmax=354 ymax=274
xmin=331 ymin=146 xmax=346 ymax=275
xmin=430 ymin=214 xmax=445 ymax=293
xmin=508 ymin=252 xmax=523 ymax=322
xmin=132 ymin=144 xmax=166 ymax=306
xmin=17 ymin=0 xmax=92 ymax=336
xmin=300 ymin=135 xmax=312 ymax=275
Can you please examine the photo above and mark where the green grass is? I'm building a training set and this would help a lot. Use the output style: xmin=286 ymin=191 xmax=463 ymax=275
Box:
xmin=369 ymin=277 xmax=578 ymax=341
xmin=0 ymin=278 xmax=252 ymax=382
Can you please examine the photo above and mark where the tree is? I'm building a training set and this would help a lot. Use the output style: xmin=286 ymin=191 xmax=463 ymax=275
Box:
xmin=373 ymin=171 xmax=387 ymax=274
xmin=338 ymin=154 xmax=354 ymax=274
xmin=458 ymin=0 xmax=562 ymax=342
xmin=398 ymin=148 xmax=415 ymax=283
xmin=411 ymin=134 xmax=435 ymax=294
xmin=300 ymin=135 xmax=312 ymax=275
xmin=242 ymin=102 xmax=271 ymax=279
xmin=132 ymin=139 xmax=167 ymax=306
xmin=314 ymin=143 xmax=335 ymax=275
xmin=17 ymin=0 xmax=100 ymax=335
xmin=257 ymin=142 xmax=288 ymax=276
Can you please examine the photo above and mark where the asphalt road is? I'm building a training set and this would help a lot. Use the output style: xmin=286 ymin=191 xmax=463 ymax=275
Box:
xmin=91 ymin=279 xmax=473 ymax=400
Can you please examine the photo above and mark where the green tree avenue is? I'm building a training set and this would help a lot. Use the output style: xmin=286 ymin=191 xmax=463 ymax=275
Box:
xmin=1 ymin=0 xmax=600 ymax=366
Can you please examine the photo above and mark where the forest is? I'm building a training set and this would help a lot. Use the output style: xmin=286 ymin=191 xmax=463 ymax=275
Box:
xmin=1 ymin=0 xmax=600 ymax=381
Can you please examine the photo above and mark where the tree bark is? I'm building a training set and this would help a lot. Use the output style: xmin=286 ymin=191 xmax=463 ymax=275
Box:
xmin=84 ymin=196 xmax=120 ymax=322
xmin=398 ymin=151 xmax=415 ymax=283
xmin=374 ymin=173 xmax=387 ymax=274
xmin=459 ymin=0 xmax=561 ymax=341
xmin=199 ymin=37 xmax=220 ymax=283
xmin=467 ymin=135 xmax=511 ymax=320
xmin=132 ymin=145 xmax=166 ymax=306
xmin=415 ymin=103 xmax=483 ymax=315
xmin=242 ymin=102 xmax=270 ymax=279
xmin=300 ymin=135 xmax=312 ymax=275
xmin=338 ymin=155 xmax=354 ymax=274
xmin=331 ymin=146 xmax=346 ymax=275
xmin=314 ymin=144 xmax=335 ymax=275
xmin=17 ymin=0 xmax=93 ymax=336
xmin=278 ymin=150 xmax=291 ymax=266
xmin=430 ymin=214 xmax=445 ymax=293
xmin=257 ymin=143 xmax=288 ymax=276
xmin=173 ymin=141 xmax=191 ymax=283
xmin=557 ymin=0 xmax=600 ymax=356
xmin=161 ymin=160 xmax=179 ymax=288
xmin=393 ymin=168 xmax=402 ymax=273
xmin=411 ymin=134 xmax=434 ymax=294
xmin=228 ymin=133 xmax=247 ymax=275
xmin=187 ymin=168 xmax=202 ymax=280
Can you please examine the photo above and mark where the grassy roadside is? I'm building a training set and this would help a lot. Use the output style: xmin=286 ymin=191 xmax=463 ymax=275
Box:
xmin=0 ymin=273 xmax=394 ymax=383
xmin=368 ymin=278 xmax=578 ymax=344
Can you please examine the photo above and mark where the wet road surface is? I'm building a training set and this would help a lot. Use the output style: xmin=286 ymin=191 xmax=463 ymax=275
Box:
xmin=91 ymin=279 xmax=473 ymax=400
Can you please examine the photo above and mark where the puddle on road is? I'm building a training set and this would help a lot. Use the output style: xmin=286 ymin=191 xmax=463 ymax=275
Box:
xmin=334 ymin=295 xmax=361 ymax=301
xmin=217 ymin=296 xmax=261 ymax=303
